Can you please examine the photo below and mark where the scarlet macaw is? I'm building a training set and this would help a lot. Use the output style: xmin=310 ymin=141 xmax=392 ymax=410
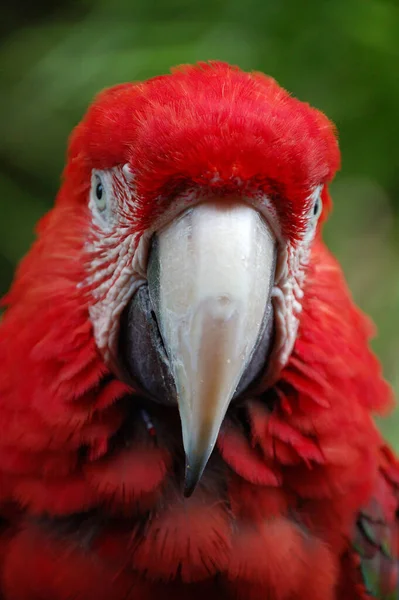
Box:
xmin=0 ymin=61 xmax=397 ymax=599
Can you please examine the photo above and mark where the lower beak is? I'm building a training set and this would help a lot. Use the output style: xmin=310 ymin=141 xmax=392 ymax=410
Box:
xmin=147 ymin=199 xmax=277 ymax=495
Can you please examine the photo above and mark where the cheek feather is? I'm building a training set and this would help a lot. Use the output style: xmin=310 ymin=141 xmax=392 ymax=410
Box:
xmin=84 ymin=180 xmax=320 ymax=396
xmin=83 ymin=166 xmax=142 ymax=368
xmin=84 ymin=163 xmax=323 ymax=389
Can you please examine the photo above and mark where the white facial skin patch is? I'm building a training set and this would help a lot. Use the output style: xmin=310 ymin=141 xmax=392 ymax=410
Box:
xmin=84 ymin=164 xmax=323 ymax=385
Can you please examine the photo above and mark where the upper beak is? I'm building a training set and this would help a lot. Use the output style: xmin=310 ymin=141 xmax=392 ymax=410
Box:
xmin=147 ymin=198 xmax=277 ymax=495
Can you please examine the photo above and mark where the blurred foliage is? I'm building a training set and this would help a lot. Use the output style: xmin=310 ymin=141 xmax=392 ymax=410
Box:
xmin=1 ymin=0 xmax=398 ymax=443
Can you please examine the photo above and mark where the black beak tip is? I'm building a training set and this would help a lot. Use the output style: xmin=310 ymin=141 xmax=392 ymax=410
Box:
xmin=183 ymin=482 xmax=196 ymax=498
xmin=183 ymin=460 xmax=205 ymax=497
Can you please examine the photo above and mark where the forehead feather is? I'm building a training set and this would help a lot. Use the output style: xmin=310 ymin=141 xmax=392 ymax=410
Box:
xmin=67 ymin=61 xmax=340 ymax=234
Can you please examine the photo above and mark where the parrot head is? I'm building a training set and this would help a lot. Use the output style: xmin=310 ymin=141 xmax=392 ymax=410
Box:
xmin=4 ymin=62 xmax=340 ymax=496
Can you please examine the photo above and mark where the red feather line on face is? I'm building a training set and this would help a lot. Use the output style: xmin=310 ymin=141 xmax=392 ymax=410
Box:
xmin=0 ymin=61 xmax=395 ymax=599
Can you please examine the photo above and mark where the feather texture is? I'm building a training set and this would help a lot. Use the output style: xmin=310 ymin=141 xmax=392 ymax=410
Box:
xmin=0 ymin=61 xmax=396 ymax=599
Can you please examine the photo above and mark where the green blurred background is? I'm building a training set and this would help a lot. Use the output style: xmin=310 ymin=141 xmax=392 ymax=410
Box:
xmin=1 ymin=0 xmax=398 ymax=444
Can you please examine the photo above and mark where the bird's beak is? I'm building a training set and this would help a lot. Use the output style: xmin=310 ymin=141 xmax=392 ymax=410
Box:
xmin=147 ymin=199 xmax=277 ymax=495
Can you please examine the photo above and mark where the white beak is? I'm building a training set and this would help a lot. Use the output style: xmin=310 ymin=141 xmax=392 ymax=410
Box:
xmin=148 ymin=199 xmax=276 ymax=494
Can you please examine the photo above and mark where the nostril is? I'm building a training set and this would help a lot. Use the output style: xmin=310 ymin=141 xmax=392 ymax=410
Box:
xmin=217 ymin=295 xmax=232 ymax=307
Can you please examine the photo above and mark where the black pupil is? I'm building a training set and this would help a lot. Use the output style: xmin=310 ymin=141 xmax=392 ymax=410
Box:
xmin=313 ymin=199 xmax=320 ymax=216
xmin=96 ymin=181 xmax=103 ymax=200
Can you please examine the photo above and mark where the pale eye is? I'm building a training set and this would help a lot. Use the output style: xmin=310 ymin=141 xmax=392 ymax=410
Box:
xmin=94 ymin=175 xmax=107 ymax=212
xmin=303 ymin=189 xmax=323 ymax=243
xmin=313 ymin=195 xmax=322 ymax=218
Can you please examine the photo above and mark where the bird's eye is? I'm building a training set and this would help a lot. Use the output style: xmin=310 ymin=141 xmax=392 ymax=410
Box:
xmin=313 ymin=196 xmax=322 ymax=218
xmin=93 ymin=175 xmax=107 ymax=212
xmin=96 ymin=181 xmax=103 ymax=200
